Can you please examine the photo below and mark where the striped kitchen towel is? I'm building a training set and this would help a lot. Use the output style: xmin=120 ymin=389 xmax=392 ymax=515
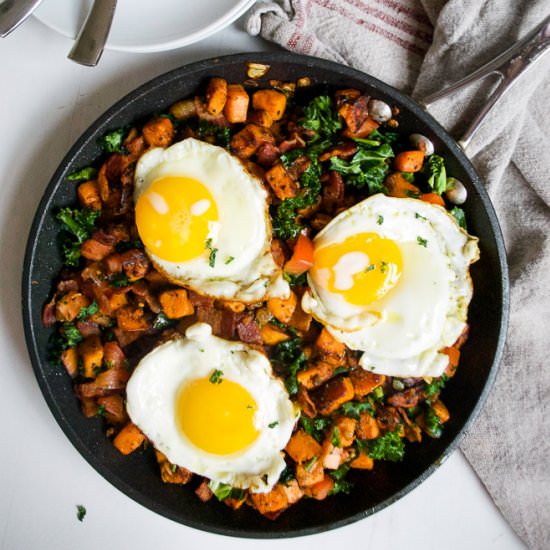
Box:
xmin=246 ymin=0 xmax=435 ymax=92
xmin=246 ymin=2 xmax=550 ymax=549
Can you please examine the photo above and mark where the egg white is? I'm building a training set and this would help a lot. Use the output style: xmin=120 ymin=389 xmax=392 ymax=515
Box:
xmin=302 ymin=194 xmax=479 ymax=378
xmin=125 ymin=322 xmax=297 ymax=493
xmin=134 ymin=138 xmax=289 ymax=302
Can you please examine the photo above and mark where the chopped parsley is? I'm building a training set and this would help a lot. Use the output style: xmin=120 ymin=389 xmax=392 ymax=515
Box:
xmin=415 ymin=212 xmax=427 ymax=220
xmin=97 ymin=404 xmax=106 ymax=417
xmin=62 ymin=323 xmax=83 ymax=348
xmin=365 ymin=264 xmax=375 ymax=273
xmin=380 ymin=261 xmax=388 ymax=273
xmin=283 ymin=271 xmax=308 ymax=287
xmin=67 ymin=166 xmax=97 ymax=182
xmin=304 ymin=456 xmax=318 ymax=472
xmin=224 ymin=256 xmax=235 ymax=265
xmin=77 ymin=301 xmax=99 ymax=320
xmin=205 ymin=238 xmax=218 ymax=267
xmin=417 ymin=236 xmax=428 ymax=247
xmin=268 ymin=421 xmax=279 ymax=429
xmin=109 ymin=272 xmax=129 ymax=288
xmin=76 ymin=504 xmax=87 ymax=522
xmin=209 ymin=369 xmax=224 ymax=384
xmin=377 ymin=215 xmax=384 ymax=225
xmin=450 ymin=206 xmax=467 ymax=229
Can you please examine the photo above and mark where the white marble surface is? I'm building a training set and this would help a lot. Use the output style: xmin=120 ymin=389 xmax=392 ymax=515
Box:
xmin=0 ymin=11 xmax=525 ymax=550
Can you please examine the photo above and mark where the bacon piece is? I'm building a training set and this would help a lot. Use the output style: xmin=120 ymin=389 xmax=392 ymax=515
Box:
xmin=322 ymin=171 xmax=345 ymax=212
xmin=103 ymin=341 xmax=125 ymax=369
xmin=77 ymin=366 xmax=129 ymax=398
xmin=236 ymin=314 xmax=262 ymax=344
xmin=97 ymin=394 xmax=128 ymax=425
xmin=195 ymin=479 xmax=213 ymax=502
xmin=387 ymin=387 xmax=425 ymax=408
xmin=120 ymin=249 xmax=150 ymax=281
xmin=256 ymin=142 xmax=281 ymax=167
xmin=318 ymin=141 xmax=357 ymax=162
xmin=42 ymin=299 xmax=57 ymax=328
xmin=75 ymin=320 xmax=101 ymax=338
xmin=132 ymin=280 xmax=161 ymax=313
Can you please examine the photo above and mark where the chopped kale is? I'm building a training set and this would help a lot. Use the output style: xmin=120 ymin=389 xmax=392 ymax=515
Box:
xmin=67 ymin=166 xmax=97 ymax=182
xmin=198 ymin=121 xmax=231 ymax=149
xmin=360 ymin=430 xmax=405 ymax=462
xmin=339 ymin=400 xmax=375 ymax=420
xmin=98 ymin=127 xmax=127 ymax=153
xmin=426 ymin=154 xmax=448 ymax=195
xmin=207 ymin=481 xmax=244 ymax=501
xmin=283 ymin=271 xmax=308 ymax=287
xmin=328 ymin=463 xmax=353 ymax=495
xmin=270 ymin=337 xmax=307 ymax=396
xmin=300 ymin=415 xmax=331 ymax=442
xmin=424 ymin=374 xmax=448 ymax=400
xmin=278 ymin=465 xmax=295 ymax=485
xmin=109 ymin=272 xmax=129 ymax=288
xmin=300 ymin=95 xmax=342 ymax=142
xmin=62 ymin=323 xmax=83 ymax=348
xmin=56 ymin=207 xmax=100 ymax=267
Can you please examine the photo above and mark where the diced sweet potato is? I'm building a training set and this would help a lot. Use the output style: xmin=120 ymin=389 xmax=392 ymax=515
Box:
xmin=265 ymin=163 xmax=299 ymax=200
xmin=261 ymin=323 xmax=291 ymax=345
xmin=285 ymin=429 xmax=322 ymax=463
xmin=267 ymin=290 xmax=297 ymax=324
xmin=295 ymin=457 xmax=324 ymax=487
xmin=61 ymin=347 xmax=79 ymax=378
xmin=97 ymin=394 xmax=127 ymax=425
xmin=195 ymin=479 xmax=213 ymax=502
xmin=349 ymin=369 xmax=385 ymax=398
xmin=113 ymin=422 xmax=145 ymax=455
xmin=252 ymin=89 xmax=287 ymax=121
xmin=155 ymin=450 xmax=193 ymax=484
xmin=431 ymin=399 xmax=450 ymax=423
xmin=77 ymin=180 xmax=102 ymax=210
xmin=303 ymin=474 xmax=335 ymax=500
xmin=230 ymin=124 xmax=273 ymax=159
xmin=394 ymin=150 xmax=425 ymax=172
xmin=78 ymin=334 xmax=104 ymax=379
xmin=315 ymin=328 xmax=347 ymax=366
xmin=356 ymin=412 xmax=380 ymax=440
xmin=142 ymin=116 xmax=175 ymax=148
xmin=108 ymin=289 xmax=128 ymax=313
xmin=224 ymin=84 xmax=250 ymax=123
xmin=287 ymin=301 xmax=312 ymax=333
xmin=116 ymin=306 xmax=150 ymax=331
xmin=159 ymin=289 xmax=194 ymax=319
xmin=311 ymin=377 xmax=355 ymax=416
xmin=333 ymin=416 xmax=356 ymax=447
xmin=248 ymin=109 xmax=274 ymax=128
xmin=205 ymin=77 xmax=228 ymax=115
xmin=297 ymin=360 xmax=336 ymax=390
xmin=249 ymin=484 xmax=289 ymax=518
xmin=384 ymin=172 xmax=421 ymax=198
xmin=350 ymin=450 xmax=374 ymax=470
xmin=320 ymin=439 xmax=345 ymax=470
xmin=443 ymin=345 xmax=460 ymax=377
xmin=55 ymin=291 xmax=90 ymax=322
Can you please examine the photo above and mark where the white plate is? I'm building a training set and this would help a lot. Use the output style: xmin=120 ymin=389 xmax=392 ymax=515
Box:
xmin=34 ymin=0 xmax=256 ymax=53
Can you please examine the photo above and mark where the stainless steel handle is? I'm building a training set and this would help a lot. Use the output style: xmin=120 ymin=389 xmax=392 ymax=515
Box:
xmin=420 ymin=14 xmax=550 ymax=150
xmin=0 ymin=0 xmax=43 ymax=38
xmin=68 ymin=0 xmax=117 ymax=66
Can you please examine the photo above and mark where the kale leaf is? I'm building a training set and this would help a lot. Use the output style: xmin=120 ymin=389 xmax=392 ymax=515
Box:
xmin=98 ymin=127 xmax=127 ymax=153
xmin=56 ymin=207 xmax=100 ymax=267
xmin=270 ymin=337 xmax=307 ymax=396
xmin=360 ymin=430 xmax=405 ymax=462
xmin=426 ymin=154 xmax=448 ymax=195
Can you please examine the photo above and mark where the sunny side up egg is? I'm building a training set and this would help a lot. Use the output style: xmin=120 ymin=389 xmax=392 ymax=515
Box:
xmin=134 ymin=137 xmax=289 ymax=302
xmin=126 ymin=323 xmax=297 ymax=493
xmin=302 ymin=194 xmax=480 ymax=378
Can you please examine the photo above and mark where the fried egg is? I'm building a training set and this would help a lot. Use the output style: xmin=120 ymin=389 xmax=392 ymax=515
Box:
xmin=134 ymin=137 xmax=289 ymax=302
xmin=125 ymin=322 xmax=297 ymax=493
xmin=302 ymin=194 xmax=479 ymax=377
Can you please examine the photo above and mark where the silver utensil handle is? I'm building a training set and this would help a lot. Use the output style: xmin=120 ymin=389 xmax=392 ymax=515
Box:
xmin=420 ymin=15 xmax=550 ymax=150
xmin=0 ymin=0 xmax=43 ymax=38
xmin=68 ymin=0 xmax=117 ymax=66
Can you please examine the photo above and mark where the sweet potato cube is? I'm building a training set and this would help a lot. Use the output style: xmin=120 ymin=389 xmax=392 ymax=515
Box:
xmin=248 ymin=109 xmax=274 ymax=128
xmin=285 ymin=429 xmax=322 ymax=463
xmin=224 ymin=84 xmax=250 ymax=123
xmin=295 ymin=457 xmax=324 ymax=487
xmin=333 ymin=416 xmax=356 ymax=447
xmin=349 ymin=369 xmax=385 ymax=398
xmin=311 ymin=376 xmax=355 ymax=416
xmin=78 ymin=334 xmax=104 ymax=378
xmin=252 ymin=89 xmax=287 ymax=121
xmin=350 ymin=451 xmax=374 ymax=470
xmin=142 ymin=116 xmax=175 ymax=148
xmin=260 ymin=323 xmax=291 ymax=345
xmin=159 ymin=289 xmax=194 ymax=319
xmin=265 ymin=163 xmax=299 ymax=200
xmin=304 ymin=474 xmax=335 ymax=500
xmin=230 ymin=123 xmax=273 ymax=159
xmin=356 ymin=411 xmax=380 ymax=440
xmin=77 ymin=180 xmax=102 ymax=210
xmin=315 ymin=328 xmax=347 ymax=365
xmin=61 ymin=347 xmax=79 ymax=378
xmin=297 ymin=360 xmax=336 ymax=390
xmin=205 ymin=77 xmax=228 ymax=115
xmin=267 ymin=290 xmax=297 ymax=324
xmin=55 ymin=291 xmax=90 ymax=322
xmin=113 ymin=422 xmax=145 ymax=455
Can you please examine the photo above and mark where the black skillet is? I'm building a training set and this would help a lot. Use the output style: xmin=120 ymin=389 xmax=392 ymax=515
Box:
xmin=22 ymin=52 xmax=509 ymax=538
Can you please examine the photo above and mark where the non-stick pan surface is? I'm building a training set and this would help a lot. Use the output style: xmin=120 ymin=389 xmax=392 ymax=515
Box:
xmin=22 ymin=52 xmax=509 ymax=538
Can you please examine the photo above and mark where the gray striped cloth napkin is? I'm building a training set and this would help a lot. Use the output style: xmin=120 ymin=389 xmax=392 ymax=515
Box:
xmin=246 ymin=1 xmax=550 ymax=548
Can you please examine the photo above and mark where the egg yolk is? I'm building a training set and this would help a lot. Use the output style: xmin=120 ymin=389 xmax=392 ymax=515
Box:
xmin=311 ymin=232 xmax=402 ymax=306
xmin=135 ymin=176 xmax=218 ymax=262
xmin=176 ymin=376 xmax=259 ymax=455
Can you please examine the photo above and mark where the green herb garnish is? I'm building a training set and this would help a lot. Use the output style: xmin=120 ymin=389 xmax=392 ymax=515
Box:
xmin=76 ymin=505 xmax=87 ymax=522
xmin=339 ymin=400 xmax=375 ymax=420
xmin=205 ymin=238 xmax=218 ymax=267
xmin=209 ymin=369 xmax=224 ymax=384
xmin=56 ymin=207 xmax=100 ymax=267
xmin=360 ymin=431 xmax=405 ymax=462
xmin=98 ymin=127 xmax=127 ymax=153
xmin=450 ymin=206 xmax=467 ymax=229
xmin=270 ymin=337 xmax=307 ymax=396
xmin=77 ymin=301 xmax=99 ymax=320
xmin=426 ymin=154 xmax=448 ymax=195
xmin=417 ymin=236 xmax=428 ymax=247
xmin=67 ymin=166 xmax=97 ymax=182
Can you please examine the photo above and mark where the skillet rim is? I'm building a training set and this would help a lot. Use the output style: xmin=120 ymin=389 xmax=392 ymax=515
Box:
xmin=21 ymin=51 xmax=510 ymax=538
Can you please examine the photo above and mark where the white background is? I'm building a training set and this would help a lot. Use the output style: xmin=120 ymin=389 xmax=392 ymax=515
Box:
xmin=0 ymin=11 xmax=525 ymax=550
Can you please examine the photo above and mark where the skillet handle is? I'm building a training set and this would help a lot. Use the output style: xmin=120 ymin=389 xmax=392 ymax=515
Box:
xmin=420 ymin=14 xmax=550 ymax=150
